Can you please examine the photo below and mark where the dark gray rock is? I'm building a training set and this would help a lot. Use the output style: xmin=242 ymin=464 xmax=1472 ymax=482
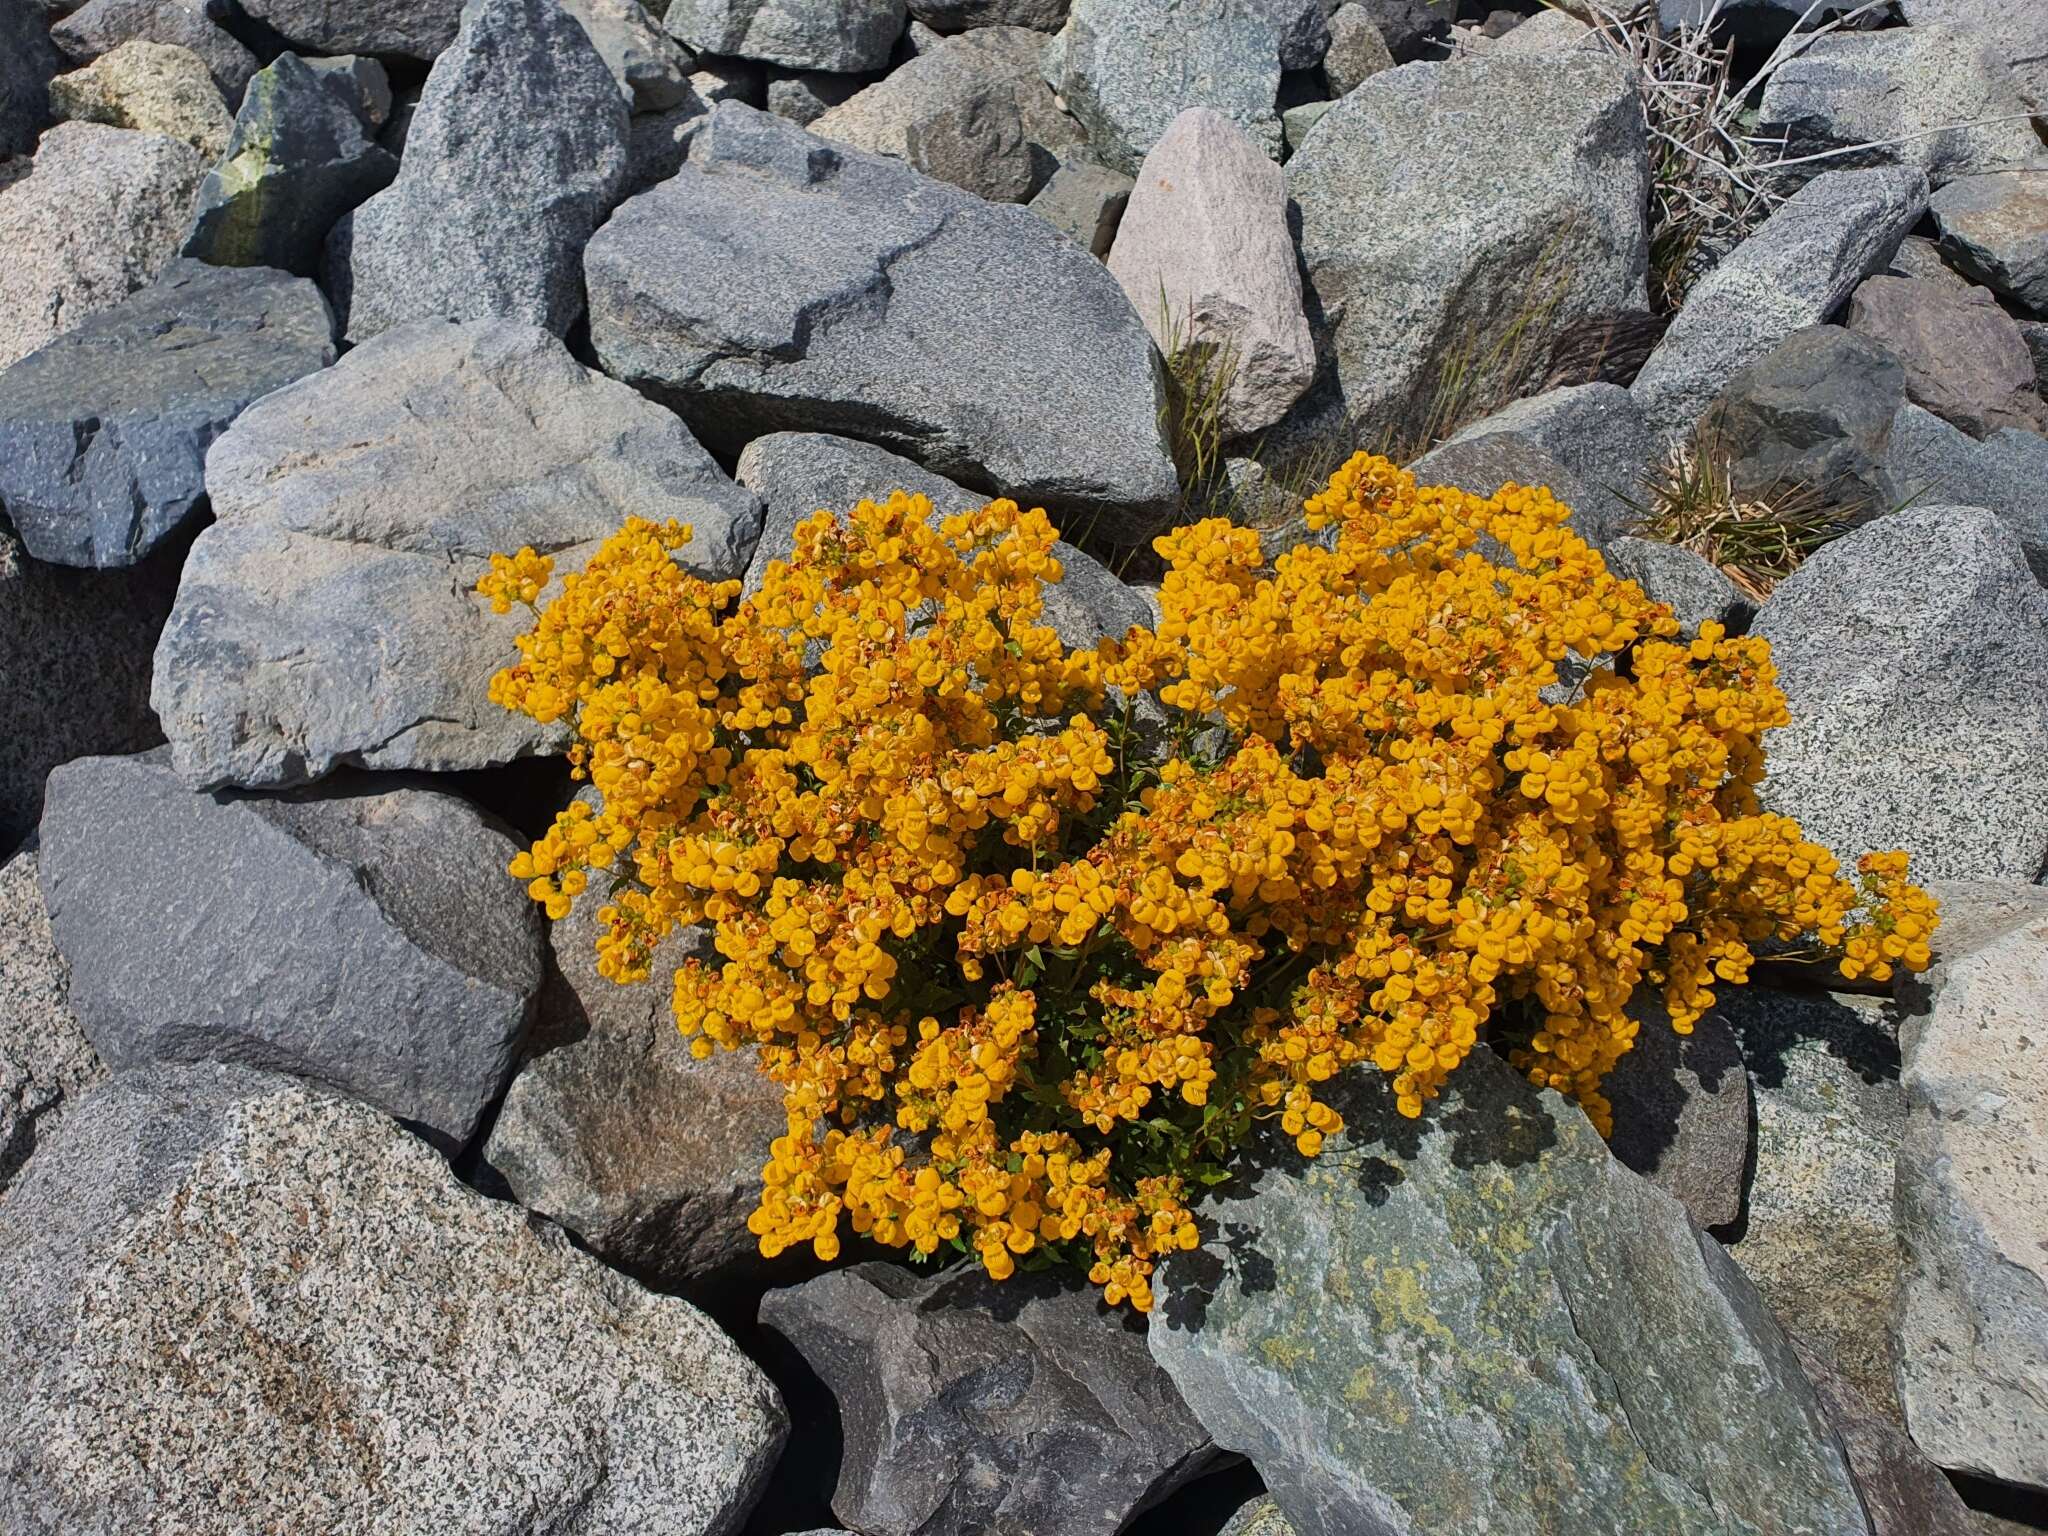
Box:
xmin=2022 ymin=319 xmax=2048 ymax=394
xmin=1027 ymin=156 xmax=1130 ymax=256
xmin=1407 ymin=431 xmax=1624 ymax=547
xmin=911 ymin=0 xmax=1069 ymax=29
xmin=1846 ymin=274 xmax=2046 ymax=438
xmin=0 ymin=0 xmax=62 ymax=156
xmin=0 ymin=522 xmax=174 ymax=853
xmin=1881 ymin=402 xmax=2048 ymax=579
xmin=151 ymin=319 xmax=762 ymax=790
xmin=1345 ymin=0 xmax=1446 ymax=62
xmin=0 ymin=259 xmax=334 ymax=568
xmin=1444 ymin=382 xmax=1660 ymax=541
xmin=622 ymin=84 xmax=711 ymax=192
xmin=586 ymin=104 xmax=1179 ymax=543
xmin=1604 ymin=998 xmax=1751 ymax=1230
xmin=1633 ymin=168 xmax=1928 ymax=437
xmin=1929 ymin=169 xmax=2048 ymax=317
xmin=1659 ymin=0 xmax=1864 ymax=41
xmin=1885 ymin=232 xmax=1973 ymax=291
xmin=49 ymin=0 xmax=255 ymax=104
xmin=326 ymin=0 xmax=628 ymax=343
xmin=236 ymin=0 xmax=462 ymax=62
xmin=1148 ymin=1049 xmax=1872 ymax=1536
xmin=1601 ymin=536 xmax=1751 ymax=636
xmin=562 ymin=0 xmax=695 ymax=111
xmin=1753 ymin=504 xmax=2048 ymax=883
xmin=0 ymin=843 xmax=104 ymax=1198
xmin=761 ymin=1262 xmax=1218 ymax=1536
xmin=180 ymin=51 xmax=400 ymax=277
xmin=0 ymin=1061 xmax=787 ymax=1533
xmin=301 ymin=53 xmax=392 ymax=131
xmin=1260 ymin=0 xmax=1328 ymax=70
xmin=38 ymin=751 xmax=542 ymax=1148
xmin=1702 ymin=324 xmax=1905 ymax=512
xmin=666 ymin=0 xmax=905 ymax=70
xmin=1791 ymin=1336 xmax=1977 ymax=1536
xmin=765 ymin=66 xmax=870 ymax=126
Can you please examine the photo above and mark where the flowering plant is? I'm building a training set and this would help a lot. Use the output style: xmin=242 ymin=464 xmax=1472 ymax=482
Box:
xmin=480 ymin=451 xmax=1935 ymax=1310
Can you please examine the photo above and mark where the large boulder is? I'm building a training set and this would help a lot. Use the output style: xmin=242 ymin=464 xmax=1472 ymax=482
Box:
xmin=665 ymin=0 xmax=905 ymax=71
xmin=1406 ymin=431 xmax=1622 ymax=547
xmin=151 ymin=320 xmax=762 ymax=790
xmin=1751 ymin=504 xmax=2048 ymax=883
xmin=45 ymin=36 xmax=228 ymax=157
xmin=1894 ymin=884 xmax=2048 ymax=1489
xmin=1899 ymin=0 xmax=2048 ymax=111
xmin=1632 ymin=167 xmax=1928 ymax=437
xmin=39 ymin=751 xmax=543 ymax=1148
xmin=0 ymin=843 xmax=104 ymax=1199
xmin=1050 ymin=0 xmax=1287 ymax=174
xmin=1287 ymin=52 xmax=1649 ymax=454
xmin=1929 ymin=169 xmax=2048 ymax=316
xmin=1601 ymin=536 xmax=1750 ymax=636
xmin=909 ymin=0 xmax=1070 ymax=29
xmin=1148 ymin=1049 xmax=1873 ymax=1536
xmin=0 ymin=120 xmax=205 ymax=370
xmin=236 ymin=0 xmax=464 ymax=62
xmin=585 ymin=104 xmax=1180 ymax=544
xmin=180 ymin=50 xmax=400 ymax=277
xmin=1603 ymin=998 xmax=1751 ymax=1231
xmin=1845 ymin=274 xmax=2046 ymax=438
xmin=50 ymin=0 xmax=257 ymax=104
xmin=326 ymin=0 xmax=628 ymax=343
xmin=1881 ymin=402 xmax=2048 ymax=580
xmin=1702 ymin=324 xmax=1905 ymax=512
xmin=1442 ymin=382 xmax=1659 ymax=542
xmin=0 ymin=260 xmax=335 ymax=569
xmin=0 ymin=0 xmax=62 ymax=156
xmin=1108 ymin=106 xmax=1314 ymax=440
xmin=761 ymin=1262 xmax=1217 ymax=1536
xmin=0 ymin=1061 xmax=787 ymax=1532
xmin=562 ymin=0 xmax=694 ymax=111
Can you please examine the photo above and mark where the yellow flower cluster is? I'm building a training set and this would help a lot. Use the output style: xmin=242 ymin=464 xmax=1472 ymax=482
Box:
xmin=482 ymin=455 xmax=1936 ymax=1309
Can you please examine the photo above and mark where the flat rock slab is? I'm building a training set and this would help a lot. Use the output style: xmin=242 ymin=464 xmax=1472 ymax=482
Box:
xmin=0 ymin=1061 xmax=787 ymax=1533
xmin=0 ymin=259 xmax=334 ymax=569
xmin=150 ymin=319 xmax=761 ymax=790
xmin=586 ymin=103 xmax=1179 ymax=544
xmin=38 ymin=751 xmax=542 ymax=1148
xmin=1603 ymin=998 xmax=1751 ymax=1231
xmin=0 ymin=844 xmax=104 ymax=1199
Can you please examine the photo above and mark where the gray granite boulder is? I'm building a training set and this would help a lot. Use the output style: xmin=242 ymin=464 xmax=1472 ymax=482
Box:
xmin=622 ymin=84 xmax=711 ymax=192
xmin=1702 ymin=324 xmax=1905 ymax=512
xmin=1148 ymin=1049 xmax=1872 ymax=1536
xmin=1600 ymin=536 xmax=1751 ymax=636
xmin=180 ymin=50 xmax=400 ymax=276
xmin=0 ymin=0 xmax=62 ymax=156
xmin=666 ymin=0 xmax=905 ymax=70
xmin=234 ymin=0 xmax=463 ymax=62
xmin=326 ymin=0 xmax=628 ymax=343
xmin=1321 ymin=3 xmax=1392 ymax=94
xmin=0 ymin=844 xmax=104 ymax=1199
xmin=1753 ymin=504 xmax=2048 ymax=883
xmin=0 ymin=1061 xmax=787 ymax=1533
xmin=762 ymin=1262 xmax=1218 ymax=1536
xmin=1900 ymin=0 xmax=2048 ymax=111
xmin=910 ymin=0 xmax=1070 ymax=29
xmin=563 ymin=0 xmax=694 ymax=111
xmin=46 ymin=36 xmax=231 ymax=157
xmin=1929 ymin=169 xmax=2048 ymax=316
xmin=0 ymin=120 xmax=205 ymax=370
xmin=1027 ymin=156 xmax=1130 ymax=256
xmin=586 ymin=104 xmax=1179 ymax=543
xmin=151 ymin=319 xmax=761 ymax=790
xmin=1881 ymin=403 xmax=2048 ymax=580
xmin=1604 ymin=998 xmax=1751 ymax=1231
xmin=39 ymin=751 xmax=543 ymax=1148
xmin=1406 ymin=431 xmax=1623 ymax=547
xmin=1051 ymin=0 xmax=1287 ymax=174
xmin=1288 ymin=52 xmax=1649 ymax=454
xmin=1632 ymin=167 xmax=1927 ymax=437
xmin=1444 ymin=382 xmax=1660 ymax=540
xmin=0 ymin=260 xmax=334 ymax=568
xmin=50 ymin=0 xmax=256 ymax=103
xmin=1846 ymin=274 xmax=2046 ymax=438
xmin=764 ymin=66 xmax=869 ymax=126
xmin=1895 ymin=884 xmax=2048 ymax=1489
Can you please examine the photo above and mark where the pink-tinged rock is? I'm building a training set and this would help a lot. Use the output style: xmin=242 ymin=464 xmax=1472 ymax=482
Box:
xmin=1107 ymin=106 xmax=1314 ymax=440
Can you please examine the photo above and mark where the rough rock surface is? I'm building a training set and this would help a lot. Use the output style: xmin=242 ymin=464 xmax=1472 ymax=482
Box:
xmin=1632 ymin=167 xmax=1927 ymax=436
xmin=1881 ymin=403 xmax=2048 ymax=579
xmin=0 ymin=1061 xmax=788 ymax=1533
xmin=0 ymin=120 xmax=205 ymax=371
xmin=151 ymin=320 xmax=761 ymax=791
xmin=1321 ymin=3 xmax=1393 ymax=95
xmin=1899 ymin=0 xmax=2048 ymax=110
xmin=1601 ymin=535 xmax=1751 ymax=635
xmin=327 ymin=0 xmax=628 ymax=343
xmin=50 ymin=0 xmax=257 ymax=104
xmin=0 ymin=0 xmax=62 ymax=156
xmin=1792 ymin=1336 xmax=1978 ymax=1536
xmin=236 ymin=0 xmax=463 ymax=62
xmin=39 ymin=751 xmax=542 ymax=1148
xmin=1703 ymin=324 xmax=1905 ymax=511
xmin=0 ymin=845 xmax=104 ymax=1199
xmin=1895 ymin=885 xmax=2048 ymax=1488
xmin=1443 ymin=382 xmax=1658 ymax=540
xmin=1108 ymin=107 xmax=1314 ymax=439
xmin=586 ymin=104 xmax=1179 ymax=543
xmin=1406 ymin=431 xmax=1623 ymax=548
xmin=1288 ymin=53 xmax=1649 ymax=452
xmin=1493 ymin=7 xmax=1595 ymax=55
xmin=764 ymin=66 xmax=869 ymax=126
xmin=666 ymin=0 xmax=905 ymax=71
xmin=762 ymin=1262 xmax=1217 ymax=1536
xmin=1752 ymin=504 xmax=2048 ymax=883
xmin=910 ymin=0 xmax=1070 ymax=29
xmin=0 ymin=260 xmax=335 ymax=569
xmin=1028 ymin=157 xmax=1130 ymax=256
xmin=1603 ymin=1000 xmax=1751 ymax=1230
xmin=622 ymin=85 xmax=711 ymax=192
xmin=1219 ymin=1497 xmax=1295 ymax=1536
xmin=181 ymin=50 xmax=400 ymax=277
xmin=1930 ymin=170 xmax=2048 ymax=316
xmin=1845 ymin=274 xmax=2045 ymax=438
xmin=562 ymin=0 xmax=694 ymax=111
xmin=1348 ymin=0 xmax=1446 ymax=61
xmin=47 ymin=38 xmax=230 ymax=157
xmin=1149 ymin=1049 xmax=1872 ymax=1536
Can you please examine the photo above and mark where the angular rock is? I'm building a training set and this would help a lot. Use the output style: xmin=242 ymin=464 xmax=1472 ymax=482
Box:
xmin=0 ymin=0 xmax=62 ymax=157
xmin=1109 ymin=108 xmax=1312 ymax=439
xmin=1881 ymin=402 xmax=2048 ymax=579
xmin=0 ymin=120 xmax=204 ymax=370
xmin=1846 ymin=274 xmax=2045 ymax=438
xmin=1886 ymin=232 xmax=1974 ymax=291
xmin=151 ymin=319 xmax=762 ymax=790
xmin=809 ymin=24 xmax=1081 ymax=202
xmin=587 ymin=104 xmax=1179 ymax=542
xmin=326 ymin=0 xmax=628 ymax=343
xmin=1929 ymin=170 xmax=2048 ymax=317
xmin=1632 ymin=166 xmax=1927 ymax=436
xmin=688 ymin=51 xmax=764 ymax=103
xmin=39 ymin=751 xmax=543 ymax=1147
xmin=1899 ymin=0 xmax=2048 ymax=113
xmin=180 ymin=50 xmax=400 ymax=277
xmin=46 ymin=37 xmax=226 ymax=157
xmin=765 ymin=66 xmax=869 ymax=126
xmin=623 ymin=85 xmax=711 ymax=192
xmin=1753 ymin=504 xmax=2048 ymax=883
xmin=0 ymin=523 xmax=174 ymax=852
xmin=1445 ymin=381 xmax=1659 ymax=535
xmin=0 ymin=1061 xmax=787 ymax=1532
xmin=1702 ymin=323 xmax=1906 ymax=511
xmin=1493 ymin=7 xmax=1596 ymax=55
xmin=49 ymin=0 xmax=255 ymax=104
xmin=1289 ymin=53 xmax=1649 ymax=453
xmin=1321 ymin=3 xmax=1392 ymax=95
xmin=910 ymin=0 xmax=1070 ymax=29
xmin=301 ymin=54 xmax=393 ymax=131
xmin=1220 ymin=1496 xmax=1294 ymax=1536
xmin=666 ymin=0 xmax=905 ymax=71
xmin=1758 ymin=26 xmax=2043 ymax=192
xmin=1791 ymin=1336 xmax=1978 ymax=1536
xmin=563 ymin=0 xmax=694 ymax=111
xmin=1601 ymin=535 xmax=1751 ymax=636
xmin=1052 ymin=0 xmax=1287 ymax=174
xmin=1027 ymin=155 xmax=1130 ymax=256
xmin=1894 ymin=885 xmax=2048 ymax=1488
xmin=762 ymin=1262 xmax=1217 ymax=1536
xmin=0 ymin=844 xmax=104 ymax=1199
xmin=1149 ymin=1049 xmax=1873 ymax=1536
xmin=1260 ymin=0 xmax=1328 ymax=71
xmin=1407 ymin=430 xmax=1625 ymax=547
xmin=483 ymin=891 xmax=785 ymax=1287
xmin=1279 ymin=99 xmax=1329 ymax=153
xmin=1604 ymin=999 xmax=1751 ymax=1230
xmin=2022 ymin=318 xmax=2048 ymax=393
xmin=1345 ymin=0 xmax=1446 ymax=62
xmin=0 ymin=259 xmax=335 ymax=568
xmin=236 ymin=0 xmax=462 ymax=62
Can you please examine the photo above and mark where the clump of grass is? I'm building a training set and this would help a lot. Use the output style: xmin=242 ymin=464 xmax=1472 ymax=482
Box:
xmin=1154 ymin=289 xmax=1242 ymax=505
xmin=1621 ymin=434 xmax=1853 ymax=600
